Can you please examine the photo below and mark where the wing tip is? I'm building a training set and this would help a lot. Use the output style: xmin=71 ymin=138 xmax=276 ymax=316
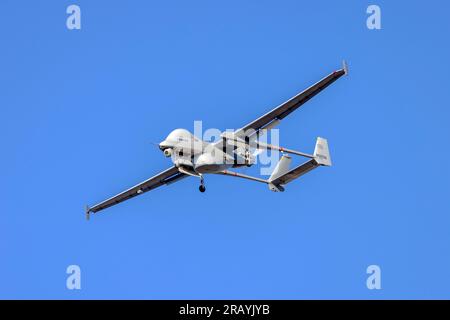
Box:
xmin=85 ymin=205 xmax=91 ymax=221
xmin=342 ymin=60 xmax=349 ymax=76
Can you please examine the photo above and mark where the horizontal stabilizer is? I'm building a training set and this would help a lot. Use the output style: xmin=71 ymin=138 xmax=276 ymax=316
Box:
xmin=269 ymin=159 xmax=320 ymax=191
xmin=268 ymin=137 xmax=332 ymax=192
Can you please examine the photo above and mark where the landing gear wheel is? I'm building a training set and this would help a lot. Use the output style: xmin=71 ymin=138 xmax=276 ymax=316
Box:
xmin=199 ymin=185 xmax=206 ymax=193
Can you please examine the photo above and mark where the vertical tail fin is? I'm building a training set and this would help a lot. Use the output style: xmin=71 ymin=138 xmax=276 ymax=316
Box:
xmin=314 ymin=137 xmax=332 ymax=166
xmin=269 ymin=155 xmax=292 ymax=182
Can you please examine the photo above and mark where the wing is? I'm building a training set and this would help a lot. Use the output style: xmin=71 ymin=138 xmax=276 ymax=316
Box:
xmin=86 ymin=166 xmax=186 ymax=217
xmin=234 ymin=62 xmax=348 ymax=137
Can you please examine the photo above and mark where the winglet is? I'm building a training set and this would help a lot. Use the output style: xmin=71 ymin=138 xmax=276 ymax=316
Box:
xmin=343 ymin=60 xmax=349 ymax=76
xmin=85 ymin=205 xmax=91 ymax=221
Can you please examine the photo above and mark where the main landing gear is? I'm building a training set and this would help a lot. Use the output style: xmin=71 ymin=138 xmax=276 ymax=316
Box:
xmin=199 ymin=175 xmax=206 ymax=193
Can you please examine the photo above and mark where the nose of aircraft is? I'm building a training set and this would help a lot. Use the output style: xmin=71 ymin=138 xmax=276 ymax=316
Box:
xmin=159 ymin=141 xmax=170 ymax=150
xmin=158 ymin=141 xmax=167 ymax=151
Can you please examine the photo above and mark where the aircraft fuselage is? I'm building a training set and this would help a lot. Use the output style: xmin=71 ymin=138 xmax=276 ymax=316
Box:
xmin=159 ymin=128 xmax=251 ymax=174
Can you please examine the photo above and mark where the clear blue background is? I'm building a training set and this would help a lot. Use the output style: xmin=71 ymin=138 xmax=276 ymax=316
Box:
xmin=1 ymin=0 xmax=450 ymax=299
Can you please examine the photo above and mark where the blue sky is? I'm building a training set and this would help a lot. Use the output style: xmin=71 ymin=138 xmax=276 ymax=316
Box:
xmin=1 ymin=0 xmax=450 ymax=299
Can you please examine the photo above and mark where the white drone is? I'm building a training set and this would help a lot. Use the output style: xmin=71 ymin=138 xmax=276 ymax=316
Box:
xmin=86 ymin=62 xmax=348 ymax=219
